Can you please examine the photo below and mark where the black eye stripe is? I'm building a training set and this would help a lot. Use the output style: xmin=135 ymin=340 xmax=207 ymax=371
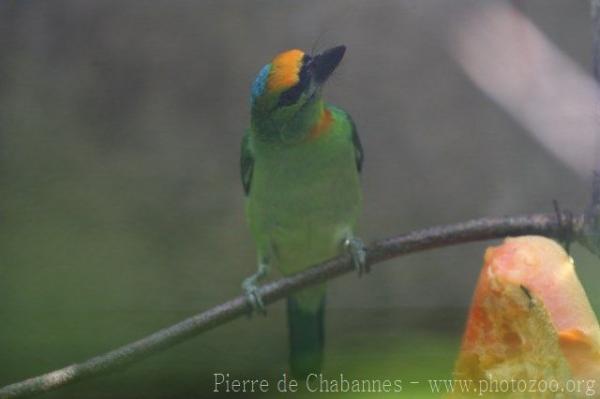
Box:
xmin=298 ymin=54 xmax=311 ymax=85
xmin=278 ymin=84 xmax=304 ymax=106
xmin=277 ymin=54 xmax=311 ymax=107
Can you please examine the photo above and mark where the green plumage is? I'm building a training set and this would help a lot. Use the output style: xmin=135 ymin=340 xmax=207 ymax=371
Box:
xmin=242 ymin=46 xmax=363 ymax=377
xmin=287 ymin=294 xmax=325 ymax=379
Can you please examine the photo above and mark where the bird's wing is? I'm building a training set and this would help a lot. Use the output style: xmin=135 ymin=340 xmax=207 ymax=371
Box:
xmin=349 ymin=118 xmax=363 ymax=173
xmin=240 ymin=131 xmax=254 ymax=196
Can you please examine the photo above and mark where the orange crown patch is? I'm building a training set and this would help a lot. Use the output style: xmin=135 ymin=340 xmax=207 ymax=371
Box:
xmin=267 ymin=49 xmax=304 ymax=92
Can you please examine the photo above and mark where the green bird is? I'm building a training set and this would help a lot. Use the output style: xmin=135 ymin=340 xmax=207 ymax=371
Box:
xmin=241 ymin=45 xmax=365 ymax=378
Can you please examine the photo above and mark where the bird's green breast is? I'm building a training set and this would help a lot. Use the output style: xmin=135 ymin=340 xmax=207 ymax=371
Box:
xmin=246 ymin=106 xmax=362 ymax=275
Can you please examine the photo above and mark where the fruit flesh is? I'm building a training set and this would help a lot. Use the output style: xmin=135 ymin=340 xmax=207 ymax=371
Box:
xmin=455 ymin=236 xmax=600 ymax=390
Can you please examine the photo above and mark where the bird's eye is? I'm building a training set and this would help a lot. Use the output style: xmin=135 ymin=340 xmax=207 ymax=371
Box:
xmin=278 ymin=84 xmax=304 ymax=107
xmin=277 ymin=55 xmax=312 ymax=108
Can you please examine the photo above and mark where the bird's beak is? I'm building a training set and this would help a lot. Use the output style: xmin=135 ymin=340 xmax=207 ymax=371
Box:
xmin=311 ymin=45 xmax=346 ymax=84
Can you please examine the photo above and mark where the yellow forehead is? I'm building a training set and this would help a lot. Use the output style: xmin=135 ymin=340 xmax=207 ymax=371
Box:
xmin=267 ymin=49 xmax=305 ymax=92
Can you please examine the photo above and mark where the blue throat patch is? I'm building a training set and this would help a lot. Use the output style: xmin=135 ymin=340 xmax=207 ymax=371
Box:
xmin=251 ymin=64 xmax=271 ymax=104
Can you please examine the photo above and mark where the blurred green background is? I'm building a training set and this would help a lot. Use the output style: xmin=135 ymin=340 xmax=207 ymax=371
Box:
xmin=1 ymin=1 xmax=598 ymax=398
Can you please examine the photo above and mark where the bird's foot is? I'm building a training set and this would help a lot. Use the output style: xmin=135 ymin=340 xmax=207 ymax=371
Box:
xmin=242 ymin=263 xmax=269 ymax=315
xmin=344 ymin=237 xmax=368 ymax=276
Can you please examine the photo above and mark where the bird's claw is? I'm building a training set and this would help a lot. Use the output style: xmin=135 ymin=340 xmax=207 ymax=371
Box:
xmin=242 ymin=262 xmax=269 ymax=316
xmin=345 ymin=237 xmax=368 ymax=276
xmin=242 ymin=278 xmax=266 ymax=315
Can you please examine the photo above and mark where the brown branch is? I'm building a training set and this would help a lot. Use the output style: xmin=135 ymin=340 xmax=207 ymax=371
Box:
xmin=593 ymin=0 xmax=600 ymax=82
xmin=0 ymin=212 xmax=586 ymax=399
xmin=582 ymin=1 xmax=600 ymax=257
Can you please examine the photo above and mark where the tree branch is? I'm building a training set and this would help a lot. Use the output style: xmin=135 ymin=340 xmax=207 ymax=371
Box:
xmin=592 ymin=0 xmax=600 ymax=82
xmin=0 ymin=212 xmax=586 ymax=399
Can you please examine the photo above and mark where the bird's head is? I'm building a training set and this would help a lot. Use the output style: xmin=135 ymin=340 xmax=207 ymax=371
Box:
xmin=250 ymin=45 xmax=346 ymax=141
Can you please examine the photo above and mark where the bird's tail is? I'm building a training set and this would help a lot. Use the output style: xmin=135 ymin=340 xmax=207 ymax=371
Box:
xmin=286 ymin=287 xmax=326 ymax=379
